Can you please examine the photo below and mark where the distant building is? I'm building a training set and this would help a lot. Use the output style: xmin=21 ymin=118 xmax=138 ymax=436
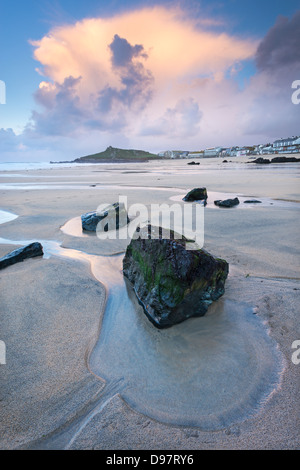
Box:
xmin=236 ymin=148 xmax=249 ymax=156
xmin=261 ymin=145 xmax=274 ymax=154
xmin=158 ymin=150 xmax=189 ymax=159
xmin=273 ymin=136 xmax=300 ymax=154
xmin=220 ymin=148 xmax=233 ymax=157
xmin=273 ymin=137 xmax=297 ymax=148
xmin=253 ymin=145 xmax=262 ymax=154
xmin=228 ymin=147 xmax=238 ymax=157
xmin=188 ymin=151 xmax=204 ymax=158
xmin=157 ymin=150 xmax=174 ymax=158
xmin=203 ymin=147 xmax=223 ymax=158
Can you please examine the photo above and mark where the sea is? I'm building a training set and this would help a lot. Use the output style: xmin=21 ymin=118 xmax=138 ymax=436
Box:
xmin=0 ymin=161 xmax=79 ymax=172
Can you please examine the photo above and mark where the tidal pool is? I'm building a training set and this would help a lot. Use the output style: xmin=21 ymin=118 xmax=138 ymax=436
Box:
xmin=0 ymin=210 xmax=18 ymax=224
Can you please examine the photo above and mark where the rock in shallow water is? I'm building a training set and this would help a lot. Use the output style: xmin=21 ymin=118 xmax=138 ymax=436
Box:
xmin=250 ymin=157 xmax=271 ymax=164
xmin=182 ymin=187 xmax=207 ymax=202
xmin=0 ymin=242 xmax=43 ymax=270
xmin=81 ymin=202 xmax=130 ymax=232
xmin=123 ymin=225 xmax=228 ymax=328
xmin=214 ymin=197 xmax=240 ymax=208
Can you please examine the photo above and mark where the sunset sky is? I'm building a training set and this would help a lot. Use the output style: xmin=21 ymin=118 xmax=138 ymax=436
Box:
xmin=1 ymin=0 xmax=299 ymax=161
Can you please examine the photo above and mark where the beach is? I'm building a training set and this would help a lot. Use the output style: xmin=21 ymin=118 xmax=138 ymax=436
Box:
xmin=0 ymin=156 xmax=299 ymax=449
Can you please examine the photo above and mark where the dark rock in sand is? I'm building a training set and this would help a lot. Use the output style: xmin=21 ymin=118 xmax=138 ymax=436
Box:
xmin=123 ymin=225 xmax=228 ymax=328
xmin=271 ymin=156 xmax=300 ymax=163
xmin=222 ymin=160 xmax=228 ymax=163
xmin=243 ymin=199 xmax=262 ymax=204
xmin=187 ymin=161 xmax=200 ymax=165
xmin=0 ymin=242 xmax=43 ymax=270
xmin=214 ymin=197 xmax=240 ymax=208
xmin=183 ymin=187 xmax=207 ymax=202
xmin=81 ymin=202 xmax=130 ymax=232
xmin=250 ymin=157 xmax=271 ymax=164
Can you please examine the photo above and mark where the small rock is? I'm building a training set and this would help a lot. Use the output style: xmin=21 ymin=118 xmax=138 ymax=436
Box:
xmin=81 ymin=202 xmax=130 ymax=232
xmin=0 ymin=242 xmax=43 ymax=270
xmin=214 ymin=197 xmax=240 ymax=208
xmin=183 ymin=187 xmax=207 ymax=202
xmin=243 ymin=199 xmax=262 ymax=204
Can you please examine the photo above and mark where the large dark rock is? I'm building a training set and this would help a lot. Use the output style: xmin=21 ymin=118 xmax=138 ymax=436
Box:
xmin=187 ymin=161 xmax=200 ymax=165
xmin=214 ymin=197 xmax=240 ymax=208
xmin=183 ymin=187 xmax=207 ymax=202
xmin=81 ymin=202 xmax=130 ymax=232
xmin=0 ymin=242 xmax=43 ymax=270
xmin=123 ymin=225 xmax=228 ymax=328
xmin=271 ymin=156 xmax=300 ymax=163
xmin=250 ymin=157 xmax=271 ymax=164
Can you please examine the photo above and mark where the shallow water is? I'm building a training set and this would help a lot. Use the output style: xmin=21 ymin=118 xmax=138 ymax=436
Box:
xmin=170 ymin=191 xmax=299 ymax=209
xmin=0 ymin=210 xmax=18 ymax=225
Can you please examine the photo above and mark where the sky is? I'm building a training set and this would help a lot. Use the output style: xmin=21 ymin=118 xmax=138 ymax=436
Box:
xmin=0 ymin=0 xmax=299 ymax=162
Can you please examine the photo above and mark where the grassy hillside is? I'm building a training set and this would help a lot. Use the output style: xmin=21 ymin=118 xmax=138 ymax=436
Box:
xmin=74 ymin=146 xmax=160 ymax=162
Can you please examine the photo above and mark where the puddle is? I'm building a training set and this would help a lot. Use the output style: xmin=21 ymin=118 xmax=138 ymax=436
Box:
xmin=61 ymin=216 xmax=94 ymax=238
xmin=0 ymin=183 xmax=186 ymax=192
xmin=0 ymin=210 xmax=18 ymax=224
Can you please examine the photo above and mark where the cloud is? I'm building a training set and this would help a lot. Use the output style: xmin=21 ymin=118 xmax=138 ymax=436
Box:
xmin=98 ymin=33 xmax=154 ymax=113
xmin=31 ymin=6 xmax=256 ymax=90
xmin=109 ymin=34 xmax=147 ymax=67
xmin=30 ymin=76 xmax=85 ymax=136
xmin=141 ymin=97 xmax=202 ymax=138
xmin=0 ymin=128 xmax=20 ymax=152
xmin=256 ymin=11 xmax=300 ymax=74
xmin=239 ymin=11 xmax=300 ymax=139
xmin=23 ymin=5 xmax=256 ymax=151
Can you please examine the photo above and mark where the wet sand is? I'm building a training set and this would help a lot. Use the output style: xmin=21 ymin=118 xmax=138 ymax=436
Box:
xmin=0 ymin=155 xmax=299 ymax=449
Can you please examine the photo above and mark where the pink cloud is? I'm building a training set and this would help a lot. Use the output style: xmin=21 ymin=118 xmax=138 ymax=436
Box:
xmin=26 ymin=6 xmax=258 ymax=146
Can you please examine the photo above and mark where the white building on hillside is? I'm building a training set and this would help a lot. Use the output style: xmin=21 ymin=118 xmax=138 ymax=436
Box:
xmin=273 ymin=136 xmax=300 ymax=153
xmin=203 ymin=147 xmax=223 ymax=157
